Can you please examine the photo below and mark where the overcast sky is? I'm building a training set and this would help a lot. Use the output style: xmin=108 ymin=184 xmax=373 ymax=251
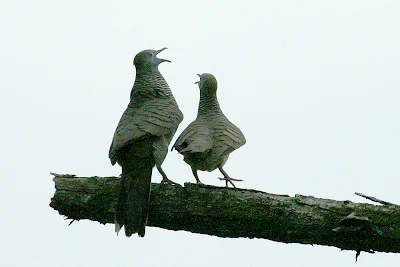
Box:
xmin=1 ymin=1 xmax=399 ymax=266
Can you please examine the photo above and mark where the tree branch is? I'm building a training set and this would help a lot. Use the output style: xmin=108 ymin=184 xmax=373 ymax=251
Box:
xmin=49 ymin=174 xmax=400 ymax=254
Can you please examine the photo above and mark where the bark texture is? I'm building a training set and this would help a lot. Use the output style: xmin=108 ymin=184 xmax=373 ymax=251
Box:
xmin=50 ymin=174 xmax=400 ymax=254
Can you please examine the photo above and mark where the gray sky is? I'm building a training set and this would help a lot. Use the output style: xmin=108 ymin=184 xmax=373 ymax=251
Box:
xmin=1 ymin=1 xmax=399 ymax=266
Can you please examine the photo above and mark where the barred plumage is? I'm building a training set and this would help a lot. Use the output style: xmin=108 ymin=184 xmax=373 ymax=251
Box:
xmin=109 ymin=48 xmax=183 ymax=237
xmin=173 ymin=73 xmax=245 ymax=187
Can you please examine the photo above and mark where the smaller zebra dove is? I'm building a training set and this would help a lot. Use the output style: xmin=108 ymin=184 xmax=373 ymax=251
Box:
xmin=173 ymin=73 xmax=246 ymax=187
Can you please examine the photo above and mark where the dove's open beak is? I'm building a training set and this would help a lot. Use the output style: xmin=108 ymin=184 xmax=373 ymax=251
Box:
xmin=194 ymin=74 xmax=201 ymax=84
xmin=156 ymin=47 xmax=171 ymax=63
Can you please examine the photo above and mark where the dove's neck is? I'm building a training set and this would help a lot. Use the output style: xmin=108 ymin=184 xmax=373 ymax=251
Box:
xmin=197 ymin=93 xmax=223 ymax=117
xmin=131 ymin=67 xmax=173 ymax=99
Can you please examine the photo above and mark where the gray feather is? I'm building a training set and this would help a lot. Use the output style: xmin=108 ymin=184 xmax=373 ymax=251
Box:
xmin=109 ymin=48 xmax=183 ymax=237
xmin=173 ymin=73 xmax=245 ymax=180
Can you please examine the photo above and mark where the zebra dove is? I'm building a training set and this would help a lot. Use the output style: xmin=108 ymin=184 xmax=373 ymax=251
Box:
xmin=109 ymin=48 xmax=183 ymax=237
xmin=173 ymin=73 xmax=245 ymax=187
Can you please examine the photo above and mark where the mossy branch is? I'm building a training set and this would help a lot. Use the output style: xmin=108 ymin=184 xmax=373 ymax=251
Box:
xmin=49 ymin=174 xmax=400 ymax=254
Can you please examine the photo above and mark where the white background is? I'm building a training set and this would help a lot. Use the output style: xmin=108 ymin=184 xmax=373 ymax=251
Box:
xmin=1 ymin=1 xmax=399 ymax=266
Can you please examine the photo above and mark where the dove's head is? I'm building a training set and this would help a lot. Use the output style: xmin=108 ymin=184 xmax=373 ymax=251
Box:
xmin=195 ymin=73 xmax=218 ymax=96
xmin=133 ymin=48 xmax=171 ymax=70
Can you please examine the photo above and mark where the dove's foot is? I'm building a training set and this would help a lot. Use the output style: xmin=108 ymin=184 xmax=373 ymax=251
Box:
xmin=218 ymin=177 xmax=243 ymax=188
xmin=218 ymin=166 xmax=243 ymax=188
xmin=157 ymin=165 xmax=179 ymax=186
xmin=160 ymin=177 xmax=179 ymax=186
xmin=191 ymin=168 xmax=205 ymax=185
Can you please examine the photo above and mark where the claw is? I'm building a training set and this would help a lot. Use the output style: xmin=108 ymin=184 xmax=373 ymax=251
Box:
xmin=191 ymin=169 xmax=205 ymax=185
xmin=160 ymin=177 xmax=179 ymax=186
xmin=218 ymin=177 xmax=243 ymax=188
xmin=157 ymin=165 xmax=179 ymax=186
xmin=217 ymin=167 xmax=243 ymax=188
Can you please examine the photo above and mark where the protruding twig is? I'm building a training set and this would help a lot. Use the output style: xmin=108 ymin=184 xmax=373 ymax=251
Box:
xmin=50 ymin=172 xmax=76 ymax=178
xmin=355 ymin=250 xmax=361 ymax=262
xmin=355 ymin=192 xmax=399 ymax=206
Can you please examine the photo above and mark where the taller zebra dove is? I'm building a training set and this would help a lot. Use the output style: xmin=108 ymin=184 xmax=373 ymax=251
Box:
xmin=173 ymin=73 xmax=246 ymax=187
xmin=109 ymin=48 xmax=183 ymax=237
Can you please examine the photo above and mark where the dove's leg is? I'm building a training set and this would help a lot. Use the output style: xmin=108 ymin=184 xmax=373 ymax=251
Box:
xmin=218 ymin=166 xmax=243 ymax=188
xmin=191 ymin=168 xmax=204 ymax=184
xmin=157 ymin=165 xmax=179 ymax=185
xmin=153 ymin=137 xmax=178 ymax=185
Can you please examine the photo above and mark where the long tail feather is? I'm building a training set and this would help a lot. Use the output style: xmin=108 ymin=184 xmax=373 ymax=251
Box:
xmin=115 ymin=162 xmax=153 ymax=237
